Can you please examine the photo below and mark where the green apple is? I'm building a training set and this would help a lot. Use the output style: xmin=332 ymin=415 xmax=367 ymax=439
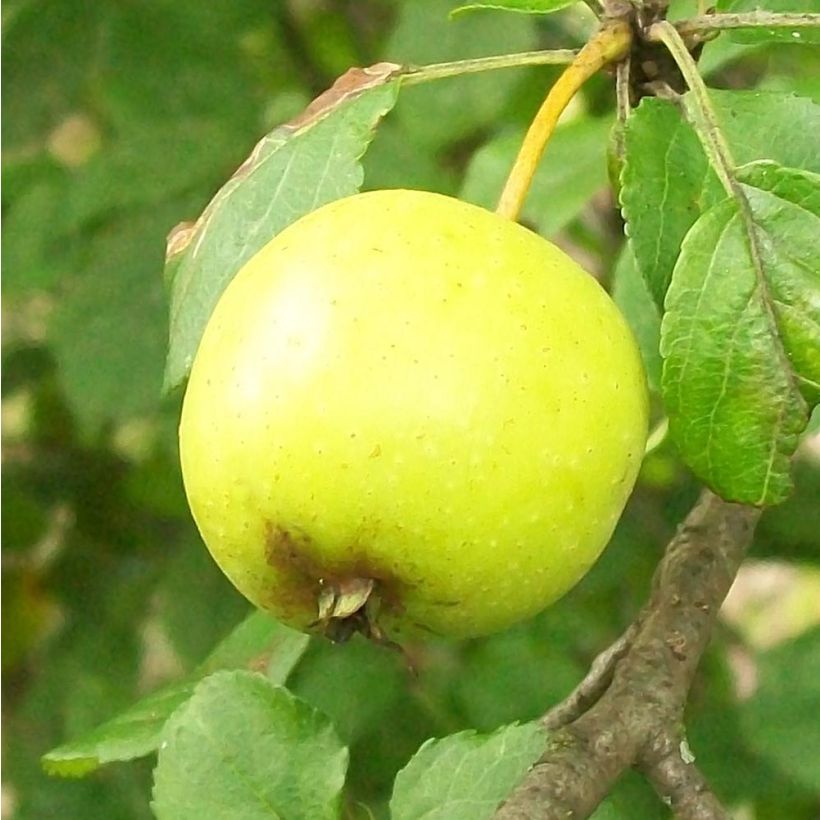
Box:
xmin=179 ymin=189 xmax=648 ymax=641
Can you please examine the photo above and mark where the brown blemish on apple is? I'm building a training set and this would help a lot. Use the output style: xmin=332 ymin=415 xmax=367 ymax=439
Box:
xmin=263 ymin=520 xmax=409 ymax=644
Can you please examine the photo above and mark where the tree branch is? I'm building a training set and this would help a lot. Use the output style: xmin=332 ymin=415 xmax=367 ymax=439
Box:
xmin=496 ymin=490 xmax=761 ymax=819
xmin=541 ymin=622 xmax=639 ymax=731
xmin=640 ymin=728 xmax=730 ymax=820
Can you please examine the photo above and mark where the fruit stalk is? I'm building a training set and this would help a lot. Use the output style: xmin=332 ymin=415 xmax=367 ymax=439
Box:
xmin=496 ymin=20 xmax=632 ymax=222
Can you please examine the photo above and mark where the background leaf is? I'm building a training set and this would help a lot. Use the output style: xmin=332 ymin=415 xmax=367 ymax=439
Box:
xmin=151 ymin=671 xmax=347 ymax=820
xmin=384 ymin=0 xmax=538 ymax=151
xmin=451 ymin=628 xmax=583 ymax=731
xmin=289 ymin=638 xmax=409 ymax=748
xmin=49 ymin=206 xmax=184 ymax=432
xmin=756 ymin=43 xmax=820 ymax=101
xmin=589 ymin=771 xmax=666 ymax=819
xmin=660 ymin=163 xmax=819 ymax=504
xmin=43 ymin=682 xmax=196 ymax=779
xmin=152 ymin=538 xmax=249 ymax=667
xmin=740 ymin=627 xmax=820 ymax=792
xmin=2 ymin=4 xmax=108 ymax=149
xmin=61 ymin=121 xmax=244 ymax=235
xmin=390 ymin=722 xmax=547 ymax=819
xmin=3 ymin=172 xmax=72 ymax=293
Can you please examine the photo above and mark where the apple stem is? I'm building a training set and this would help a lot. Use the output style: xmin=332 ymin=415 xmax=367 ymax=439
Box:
xmin=496 ymin=21 xmax=633 ymax=223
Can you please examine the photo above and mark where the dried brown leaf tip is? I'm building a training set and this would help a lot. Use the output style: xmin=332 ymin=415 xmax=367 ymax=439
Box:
xmin=287 ymin=62 xmax=402 ymax=130
xmin=161 ymin=62 xmax=403 ymax=264
xmin=166 ymin=221 xmax=197 ymax=261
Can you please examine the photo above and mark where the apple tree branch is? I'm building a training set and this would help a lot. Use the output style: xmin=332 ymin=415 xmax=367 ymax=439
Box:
xmin=496 ymin=490 xmax=761 ymax=819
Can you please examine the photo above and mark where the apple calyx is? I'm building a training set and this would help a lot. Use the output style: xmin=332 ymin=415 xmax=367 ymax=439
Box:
xmin=317 ymin=576 xmax=375 ymax=622
xmin=315 ymin=576 xmax=374 ymax=641
xmin=264 ymin=521 xmax=407 ymax=644
xmin=314 ymin=576 xmax=402 ymax=649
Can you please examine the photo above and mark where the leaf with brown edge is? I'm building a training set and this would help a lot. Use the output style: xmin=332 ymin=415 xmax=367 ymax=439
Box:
xmin=163 ymin=65 xmax=401 ymax=392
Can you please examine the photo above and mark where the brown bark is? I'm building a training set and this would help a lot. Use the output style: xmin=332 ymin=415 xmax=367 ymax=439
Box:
xmin=496 ymin=490 xmax=760 ymax=819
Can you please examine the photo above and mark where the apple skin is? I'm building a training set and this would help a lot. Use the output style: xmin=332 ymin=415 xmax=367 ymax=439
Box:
xmin=179 ymin=189 xmax=648 ymax=640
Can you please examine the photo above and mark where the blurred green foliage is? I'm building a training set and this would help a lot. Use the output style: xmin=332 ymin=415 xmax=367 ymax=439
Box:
xmin=3 ymin=1 xmax=819 ymax=818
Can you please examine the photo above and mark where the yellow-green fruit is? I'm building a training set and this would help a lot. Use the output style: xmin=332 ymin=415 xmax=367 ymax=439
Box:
xmin=179 ymin=190 xmax=648 ymax=640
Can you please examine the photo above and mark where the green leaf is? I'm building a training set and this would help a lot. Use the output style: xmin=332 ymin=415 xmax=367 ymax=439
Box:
xmin=660 ymin=162 xmax=820 ymax=504
xmin=42 ymin=612 xmax=309 ymax=776
xmin=697 ymin=36 xmax=762 ymax=78
xmin=43 ymin=681 xmax=196 ymax=779
xmin=200 ymin=611 xmax=310 ymax=679
xmin=740 ymin=627 xmax=820 ymax=792
xmin=460 ymin=116 xmax=612 ymax=238
xmin=621 ymin=99 xmax=705 ymax=309
xmin=715 ymin=0 xmax=820 ymax=45
xmin=621 ymin=90 xmax=820 ymax=309
xmin=611 ymin=242 xmax=663 ymax=392
xmin=452 ymin=0 xmax=578 ymax=16
xmin=151 ymin=671 xmax=347 ymax=820
xmin=390 ymin=722 xmax=547 ymax=820
xmin=758 ymin=43 xmax=820 ymax=103
xmin=163 ymin=74 xmax=400 ymax=392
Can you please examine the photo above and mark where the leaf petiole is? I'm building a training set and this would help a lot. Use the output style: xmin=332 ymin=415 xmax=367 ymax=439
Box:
xmin=647 ymin=20 xmax=738 ymax=198
xmin=400 ymin=48 xmax=578 ymax=87
xmin=675 ymin=11 xmax=820 ymax=37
